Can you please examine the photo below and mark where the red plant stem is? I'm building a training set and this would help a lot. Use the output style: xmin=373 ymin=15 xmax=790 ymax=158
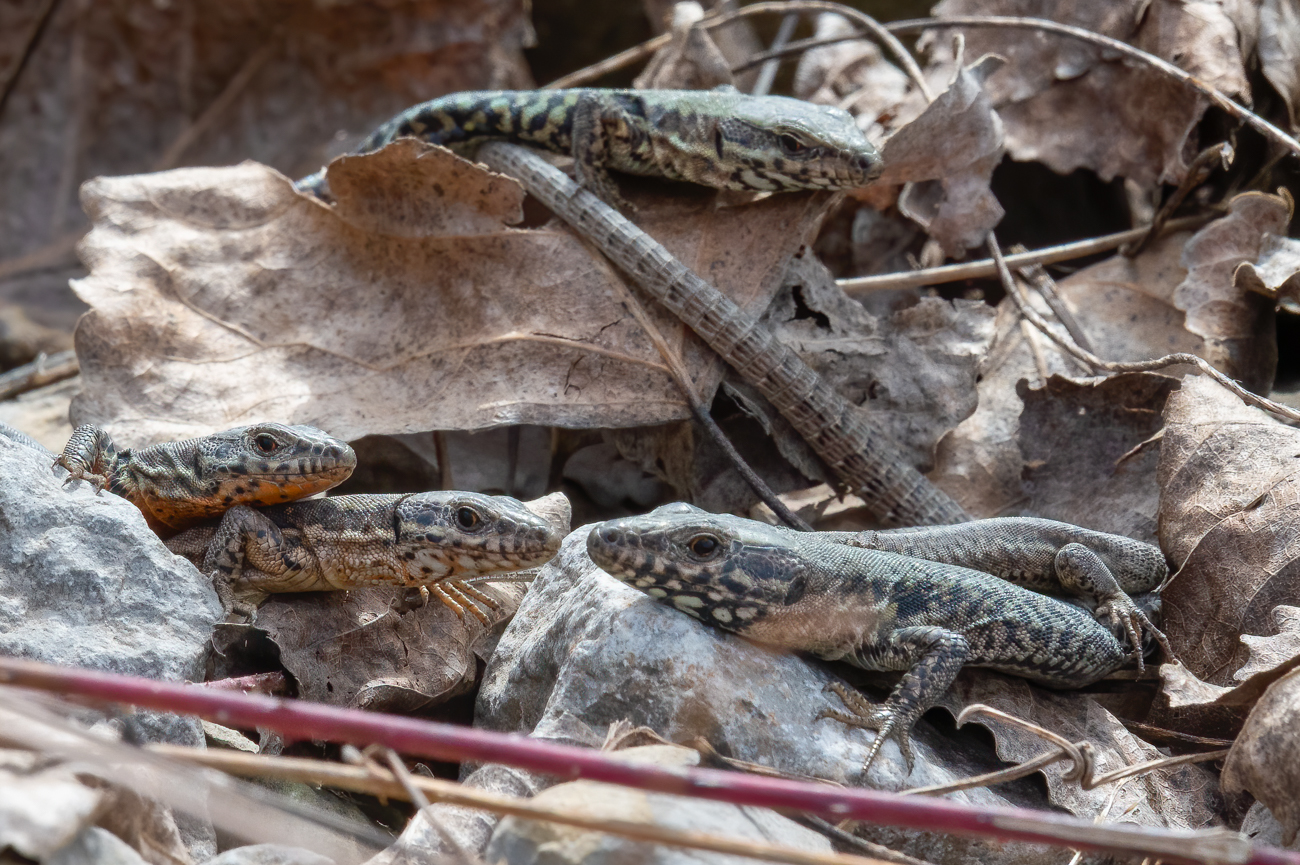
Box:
xmin=0 ymin=655 xmax=1290 ymax=865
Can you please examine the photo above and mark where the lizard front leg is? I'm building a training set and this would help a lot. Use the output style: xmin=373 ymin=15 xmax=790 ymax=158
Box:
xmin=202 ymin=505 xmax=316 ymax=617
xmin=819 ymin=626 xmax=970 ymax=773
xmin=54 ymin=425 xmax=120 ymax=492
xmin=1055 ymin=544 xmax=1171 ymax=670
xmin=570 ymin=93 xmax=635 ymax=212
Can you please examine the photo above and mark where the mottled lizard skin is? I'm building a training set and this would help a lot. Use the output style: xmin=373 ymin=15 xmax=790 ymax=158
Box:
xmin=296 ymin=88 xmax=882 ymax=204
xmin=167 ymin=491 xmax=562 ymax=622
xmin=587 ymin=505 xmax=1142 ymax=772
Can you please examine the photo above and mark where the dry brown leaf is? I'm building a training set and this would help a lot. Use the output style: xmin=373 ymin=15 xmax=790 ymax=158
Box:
xmin=927 ymin=0 xmax=1249 ymax=187
xmin=1237 ymin=605 xmax=1300 ymax=681
xmin=68 ymin=143 xmax=832 ymax=446
xmin=1158 ymin=375 xmax=1300 ymax=683
xmin=930 ymin=230 xmax=1199 ymax=518
xmin=880 ymin=55 xmax=1006 ymax=257
xmin=1222 ymin=666 xmax=1300 ymax=844
xmin=1173 ymin=192 xmax=1289 ymax=392
xmin=1018 ymin=373 xmax=1176 ymax=543
xmin=1235 ymin=232 xmax=1300 ymax=315
xmin=256 ymin=583 xmax=525 ymax=711
xmin=1260 ymin=0 xmax=1300 ymax=132
xmin=945 ymin=672 xmax=1221 ymax=828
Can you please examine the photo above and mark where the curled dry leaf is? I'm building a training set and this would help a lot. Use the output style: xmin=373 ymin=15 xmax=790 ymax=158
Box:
xmin=1158 ymin=375 xmax=1300 ymax=683
xmin=1173 ymin=191 xmax=1289 ymax=393
xmin=1235 ymin=232 xmax=1300 ymax=315
xmin=1236 ymin=605 xmax=1300 ymax=682
xmin=1221 ymin=666 xmax=1300 ymax=844
xmin=945 ymin=673 xmax=1221 ymax=829
xmin=927 ymin=0 xmax=1249 ymax=187
xmin=879 ymin=55 xmax=1006 ymax=257
xmin=69 ymin=142 xmax=830 ymax=446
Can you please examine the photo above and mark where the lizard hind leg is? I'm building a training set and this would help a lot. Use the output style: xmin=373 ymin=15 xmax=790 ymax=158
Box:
xmin=569 ymin=93 xmax=635 ymax=212
xmin=1055 ymin=544 xmax=1172 ymax=670
xmin=819 ymin=627 xmax=970 ymax=775
xmin=54 ymin=425 xmax=118 ymax=493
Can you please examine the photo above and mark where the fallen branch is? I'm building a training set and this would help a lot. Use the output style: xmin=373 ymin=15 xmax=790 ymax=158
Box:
xmin=0 ymin=655 xmax=1291 ymax=865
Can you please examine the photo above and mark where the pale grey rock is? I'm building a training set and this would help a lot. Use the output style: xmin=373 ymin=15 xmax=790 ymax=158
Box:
xmin=46 ymin=827 xmax=148 ymax=865
xmin=0 ymin=435 xmax=220 ymax=746
xmin=485 ymin=743 xmax=833 ymax=865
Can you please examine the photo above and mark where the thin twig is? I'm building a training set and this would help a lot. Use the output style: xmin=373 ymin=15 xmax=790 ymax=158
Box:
xmin=836 ymin=215 xmax=1211 ymax=294
xmin=0 ymin=349 xmax=78 ymax=401
xmin=884 ymin=16 xmax=1300 ymax=160
xmin=543 ymin=33 xmax=675 ymax=90
xmin=1123 ymin=143 xmax=1233 ymax=257
xmin=752 ymin=12 xmax=800 ymax=97
xmin=987 ymin=232 xmax=1300 ymax=425
xmin=901 ymin=705 xmax=1229 ymax=797
xmin=708 ymin=2 xmax=931 ymax=102
xmin=154 ymin=39 xmax=278 ymax=171
xmin=0 ymin=0 xmax=60 ymax=125
xmin=1009 ymin=248 xmax=1093 ymax=354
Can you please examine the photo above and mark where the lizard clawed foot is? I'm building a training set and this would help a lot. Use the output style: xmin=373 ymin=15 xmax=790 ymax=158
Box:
xmin=53 ymin=457 xmax=108 ymax=494
xmin=817 ymin=682 xmax=915 ymax=773
xmin=1095 ymin=594 xmax=1174 ymax=672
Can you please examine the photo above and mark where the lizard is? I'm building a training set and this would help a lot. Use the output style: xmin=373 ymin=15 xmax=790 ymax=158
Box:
xmin=1 ymin=420 xmax=356 ymax=536
xmin=295 ymin=87 xmax=883 ymax=208
xmin=813 ymin=518 xmax=1171 ymax=663
xmin=166 ymin=491 xmax=563 ymax=622
xmin=586 ymin=505 xmax=1148 ymax=773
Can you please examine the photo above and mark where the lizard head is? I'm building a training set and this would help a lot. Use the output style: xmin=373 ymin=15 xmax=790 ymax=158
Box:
xmin=394 ymin=491 xmax=562 ymax=579
xmin=587 ymin=506 xmax=815 ymax=634
xmin=708 ymin=92 xmax=882 ymax=191
xmin=150 ymin=423 xmax=357 ymax=530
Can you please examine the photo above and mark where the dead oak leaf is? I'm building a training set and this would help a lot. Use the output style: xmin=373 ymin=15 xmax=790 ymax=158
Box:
xmin=68 ymin=143 xmax=831 ymax=446
xmin=927 ymin=0 xmax=1250 ymax=187
xmin=1158 ymin=375 xmax=1300 ymax=683
xmin=1222 ymin=666 xmax=1300 ymax=844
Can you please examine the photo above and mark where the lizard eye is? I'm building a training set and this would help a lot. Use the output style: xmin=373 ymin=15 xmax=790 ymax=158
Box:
xmin=456 ymin=507 xmax=482 ymax=531
xmin=778 ymin=133 xmax=807 ymax=155
xmin=688 ymin=534 xmax=720 ymax=559
xmin=253 ymin=433 xmax=278 ymax=454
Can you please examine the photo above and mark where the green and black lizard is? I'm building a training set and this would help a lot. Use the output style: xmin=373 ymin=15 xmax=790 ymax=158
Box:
xmin=296 ymin=88 xmax=883 ymax=205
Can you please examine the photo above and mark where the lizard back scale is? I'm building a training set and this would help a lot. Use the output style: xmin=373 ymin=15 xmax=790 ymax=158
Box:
xmin=587 ymin=507 xmax=1131 ymax=772
xmin=295 ymin=88 xmax=883 ymax=203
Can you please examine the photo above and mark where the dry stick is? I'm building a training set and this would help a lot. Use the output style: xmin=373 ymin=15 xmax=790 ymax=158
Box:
xmin=478 ymin=141 xmax=969 ymax=526
xmin=152 ymin=745 xmax=896 ymax=865
xmin=542 ymin=0 xmax=930 ymax=102
xmin=154 ymin=38 xmax=278 ymax=171
xmin=1009 ymin=249 xmax=1093 ymax=355
xmin=836 ymin=215 xmax=1210 ymax=294
xmin=0 ymin=349 xmax=79 ymax=401
xmin=902 ymin=705 xmax=1230 ymax=798
xmin=594 ymin=251 xmax=813 ymax=530
xmin=987 ymin=232 xmax=1300 ymax=426
xmin=1123 ymin=142 xmax=1232 ymax=258
xmin=752 ymin=12 xmax=801 ymax=97
xmin=5 ymin=657 xmax=1292 ymax=865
